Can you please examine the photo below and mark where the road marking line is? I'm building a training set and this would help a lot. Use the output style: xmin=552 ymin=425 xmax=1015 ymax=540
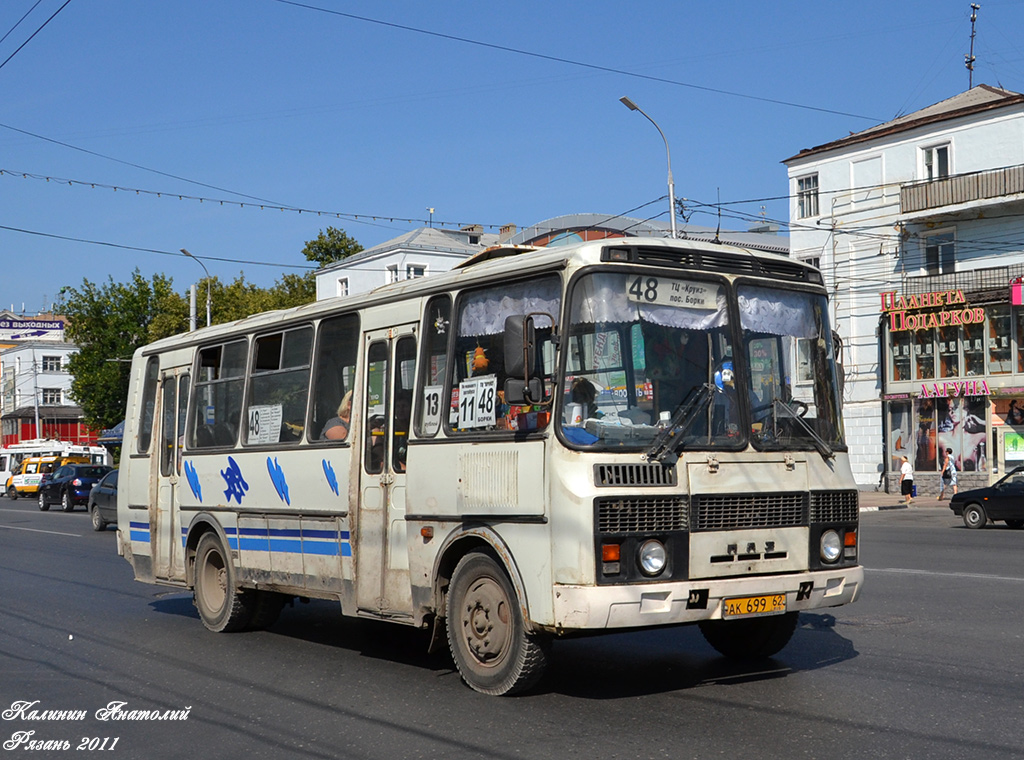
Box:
xmin=868 ymin=567 xmax=1024 ymax=583
xmin=0 ymin=524 xmax=80 ymax=537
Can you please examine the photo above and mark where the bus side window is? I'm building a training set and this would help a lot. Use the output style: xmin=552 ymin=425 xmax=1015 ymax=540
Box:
xmin=416 ymin=296 xmax=450 ymax=437
xmin=365 ymin=342 xmax=389 ymax=474
xmin=188 ymin=340 xmax=247 ymax=449
xmin=137 ymin=357 xmax=159 ymax=454
xmin=309 ymin=314 xmax=359 ymax=443
xmin=393 ymin=337 xmax=417 ymax=471
xmin=449 ymin=277 xmax=560 ymax=433
xmin=246 ymin=326 xmax=313 ymax=445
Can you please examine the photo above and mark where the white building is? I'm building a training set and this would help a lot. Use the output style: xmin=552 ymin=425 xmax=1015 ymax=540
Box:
xmin=784 ymin=85 xmax=1024 ymax=491
xmin=0 ymin=340 xmax=90 ymax=445
xmin=315 ymin=225 xmax=504 ymax=301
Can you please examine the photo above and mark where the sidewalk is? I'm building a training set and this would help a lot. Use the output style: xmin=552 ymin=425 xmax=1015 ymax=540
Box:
xmin=857 ymin=488 xmax=949 ymax=511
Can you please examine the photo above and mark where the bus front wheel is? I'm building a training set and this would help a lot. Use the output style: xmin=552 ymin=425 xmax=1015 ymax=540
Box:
xmin=699 ymin=611 xmax=799 ymax=659
xmin=193 ymin=533 xmax=254 ymax=632
xmin=446 ymin=551 xmax=548 ymax=696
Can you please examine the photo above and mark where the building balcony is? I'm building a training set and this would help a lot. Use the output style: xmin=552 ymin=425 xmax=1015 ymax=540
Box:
xmin=900 ymin=164 xmax=1024 ymax=221
xmin=905 ymin=262 xmax=1024 ymax=303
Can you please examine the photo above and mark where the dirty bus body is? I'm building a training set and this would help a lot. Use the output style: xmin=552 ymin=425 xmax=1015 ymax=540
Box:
xmin=116 ymin=237 xmax=862 ymax=695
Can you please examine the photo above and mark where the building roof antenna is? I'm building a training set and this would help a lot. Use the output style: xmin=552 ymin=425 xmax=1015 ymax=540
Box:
xmin=966 ymin=3 xmax=980 ymax=89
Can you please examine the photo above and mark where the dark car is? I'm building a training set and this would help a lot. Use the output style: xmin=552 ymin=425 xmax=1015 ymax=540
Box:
xmin=949 ymin=465 xmax=1024 ymax=529
xmin=87 ymin=469 xmax=118 ymax=531
xmin=38 ymin=464 xmax=113 ymax=513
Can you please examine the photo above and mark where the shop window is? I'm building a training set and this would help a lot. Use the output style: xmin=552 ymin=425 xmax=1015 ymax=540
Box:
xmin=938 ymin=325 xmax=960 ymax=378
xmin=1016 ymin=307 xmax=1024 ymax=374
xmin=937 ymin=396 xmax=987 ymax=472
xmin=888 ymin=400 xmax=912 ymax=472
xmin=987 ymin=305 xmax=1011 ymax=375
xmin=962 ymin=321 xmax=985 ymax=376
xmin=891 ymin=331 xmax=911 ymax=382
xmin=913 ymin=328 xmax=935 ymax=381
xmin=915 ymin=397 xmax=938 ymax=472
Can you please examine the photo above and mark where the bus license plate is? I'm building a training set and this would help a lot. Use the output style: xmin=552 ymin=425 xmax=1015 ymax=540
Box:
xmin=722 ymin=594 xmax=786 ymax=619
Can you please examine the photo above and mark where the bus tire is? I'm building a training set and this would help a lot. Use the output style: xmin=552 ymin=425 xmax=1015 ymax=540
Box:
xmin=193 ymin=533 xmax=254 ymax=632
xmin=699 ymin=611 xmax=799 ymax=659
xmin=446 ymin=551 xmax=548 ymax=696
xmin=7 ymin=485 xmax=17 ymax=500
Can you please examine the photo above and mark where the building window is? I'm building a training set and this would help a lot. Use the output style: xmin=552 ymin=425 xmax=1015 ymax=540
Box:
xmin=800 ymin=256 xmax=821 ymax=271
xmin=406 ymin=264 xmax=426 ymax=279
xmin=923 ymin=231 xmax=955 ymax=274
xmin=41 ymin=388 xmax=61 ymax=404
xmin=923 ymin=144 xmax=950 ymax=180
xmin=797 ymin=174 xmax=819 ymax=218
xmin=386 ymin=264 xmax=400 ymax=284
xmin=336 ymin=277 xmax=349 ymax=297
xmin=41 ymin=356 xmax=61 ymax=372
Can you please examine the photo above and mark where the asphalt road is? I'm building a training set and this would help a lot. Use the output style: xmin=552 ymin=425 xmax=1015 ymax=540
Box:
xmin=1 ymin=499 xmax=1022 ymax=759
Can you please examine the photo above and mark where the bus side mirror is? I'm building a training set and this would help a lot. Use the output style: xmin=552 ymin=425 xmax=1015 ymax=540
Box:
xmin=504 ymin=315 xmax=536 ymax=379
xmin=504 ymin=378 xmax=543 ymax=406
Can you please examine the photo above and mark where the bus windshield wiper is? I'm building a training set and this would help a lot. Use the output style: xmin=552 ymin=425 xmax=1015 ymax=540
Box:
xmin=769 ymin=398 xmax=834 ymax=460
xmin=644 ymin=383 xmax=714 ymax=466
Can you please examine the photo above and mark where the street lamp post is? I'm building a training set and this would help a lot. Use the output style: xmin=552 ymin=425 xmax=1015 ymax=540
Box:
xmin=180 ymin=248 xmax=211 ymax=328
xmin=619 ymin=96 xmax=677 ymax=239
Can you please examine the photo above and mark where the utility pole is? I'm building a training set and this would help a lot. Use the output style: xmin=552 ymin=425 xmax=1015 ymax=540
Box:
xmin=966 ymin=3 xmax=980 ymax=89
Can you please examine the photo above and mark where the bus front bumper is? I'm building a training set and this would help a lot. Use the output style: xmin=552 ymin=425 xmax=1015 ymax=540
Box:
xmin=549 ymin=565 xmax=863 ymax=632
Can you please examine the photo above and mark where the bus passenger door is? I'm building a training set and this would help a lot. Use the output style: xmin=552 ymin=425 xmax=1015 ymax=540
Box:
xmin=356 ymin=328 xmax=416 ymax=619
xmin=153 ymin=371 xmax=190 ymax=581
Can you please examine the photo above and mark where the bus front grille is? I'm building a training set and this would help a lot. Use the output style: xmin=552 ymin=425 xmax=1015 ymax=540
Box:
xmin=690 ymin=492 xmax=808 ymax=531
xmin=810 ymin=490 xmax=859 ymax=522
xmin=596 ymin=496 xmax=688 ymax=534
xmin=593 ymin=463 xmax=677 ymax=487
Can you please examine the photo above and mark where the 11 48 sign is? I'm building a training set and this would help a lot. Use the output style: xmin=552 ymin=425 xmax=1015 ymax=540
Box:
xmin=458 ymin=376 xmax=497 ymax=428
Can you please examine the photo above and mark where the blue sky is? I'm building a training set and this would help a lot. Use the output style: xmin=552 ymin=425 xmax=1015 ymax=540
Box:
xmin=2 ymin=0 xmax=1023 ymax=314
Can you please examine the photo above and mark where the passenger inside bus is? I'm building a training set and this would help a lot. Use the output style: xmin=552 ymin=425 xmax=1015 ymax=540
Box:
xmin=320 ymin=391 xmax=353 ymax=441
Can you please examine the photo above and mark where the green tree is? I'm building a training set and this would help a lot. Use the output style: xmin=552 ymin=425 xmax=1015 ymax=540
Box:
xmin=56 ymin=270 xmax=186 ymax=431
xmin=301 ymin=226 xmax=363 ymax=267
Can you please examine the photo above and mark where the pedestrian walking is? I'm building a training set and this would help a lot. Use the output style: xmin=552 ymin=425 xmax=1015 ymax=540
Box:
xmin=938 ymin=447 xmax=958 ymax=499
xmin=900 ymin=455 xmax=915 ymax=505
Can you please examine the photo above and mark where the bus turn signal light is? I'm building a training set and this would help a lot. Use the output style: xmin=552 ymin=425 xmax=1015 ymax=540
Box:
xmin=602 ymin=544 xmax=620 ymax=562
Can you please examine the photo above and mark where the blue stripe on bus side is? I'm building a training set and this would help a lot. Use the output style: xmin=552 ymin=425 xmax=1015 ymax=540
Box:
xmin=130 ymin=521 xmax=150 ymax=543
xmin=172 ymin=524 xmax=352 ymax=556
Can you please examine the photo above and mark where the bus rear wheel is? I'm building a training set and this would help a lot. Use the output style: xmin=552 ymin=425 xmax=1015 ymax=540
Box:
xmin=446 ymin=551 xmax=548 ymax=696
xmin=193 ymin=533 xmax=254 ymax=632
xmin=699 ymin=611 xmax=799 ymax=659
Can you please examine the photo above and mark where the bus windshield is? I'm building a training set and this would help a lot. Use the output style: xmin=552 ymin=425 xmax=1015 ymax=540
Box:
xmin=560 ymin=272 xmax=844 ymax=454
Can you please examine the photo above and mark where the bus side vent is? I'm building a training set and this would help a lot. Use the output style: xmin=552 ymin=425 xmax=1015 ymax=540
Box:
xmin=690 ymin=492 xmax=808 ymax=531
xmin=458 ymin=450 xmax=518 ymax=510
xmin=594 ymin=463 xmax=677 ymax=488
xmin=596 ymin=497 xmax=688 ymax=534
xmin=810 ymin=490 xmax=859 ymax=522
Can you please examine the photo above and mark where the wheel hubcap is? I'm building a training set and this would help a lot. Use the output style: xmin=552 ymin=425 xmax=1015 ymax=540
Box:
xmin=460 ymin=577 xmax=511 ymax=665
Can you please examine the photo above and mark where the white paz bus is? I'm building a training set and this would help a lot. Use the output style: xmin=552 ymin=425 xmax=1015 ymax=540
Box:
xmin=117 ymin=237 xmax=862 ymax=695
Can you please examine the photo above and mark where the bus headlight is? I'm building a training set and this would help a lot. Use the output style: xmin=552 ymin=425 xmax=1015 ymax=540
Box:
xmin=820 ymin=530 xmax=842 ymax=563
xmin=638 ymin=540 xmax=667 ymax=576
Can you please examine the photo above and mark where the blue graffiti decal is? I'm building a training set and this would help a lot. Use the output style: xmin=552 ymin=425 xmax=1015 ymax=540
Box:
xmin=267 ymin=457 xmax=290 ymax=505
xmin=220 ymin=456 xmax=249 ymax=504
xmin=183 ymin=460 xmax=202 ymax=502
xmin=322 ymin=459 xmax=339 ymax=496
